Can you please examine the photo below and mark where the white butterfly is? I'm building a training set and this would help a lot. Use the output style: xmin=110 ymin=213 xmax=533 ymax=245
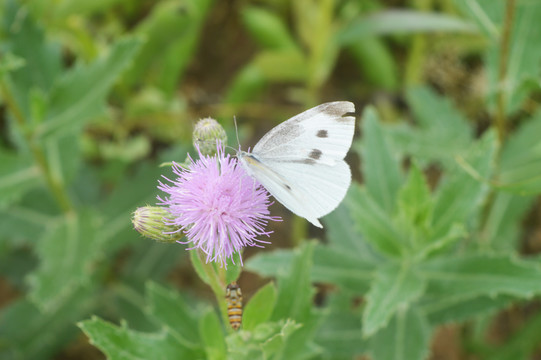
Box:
xmin=238 ymin=101 xmax=356 ymax=228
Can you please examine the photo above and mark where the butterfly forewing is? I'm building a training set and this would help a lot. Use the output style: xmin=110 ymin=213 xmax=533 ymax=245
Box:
xmin=252 ymin=101 xmax=355 ymax=166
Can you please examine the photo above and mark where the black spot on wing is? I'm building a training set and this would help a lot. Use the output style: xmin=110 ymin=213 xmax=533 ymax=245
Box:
xmin=316 ymin=129 xmax=328 ymax=138
xmin=309 ymin=149 xmax=322 ymax=160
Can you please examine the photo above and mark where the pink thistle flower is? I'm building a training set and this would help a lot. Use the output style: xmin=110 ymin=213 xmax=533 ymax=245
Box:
xmin=157 ymin=144 xmax=280 ymax=267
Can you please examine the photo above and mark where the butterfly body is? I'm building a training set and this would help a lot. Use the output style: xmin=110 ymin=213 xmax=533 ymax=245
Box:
xmin=238 ymin=101 xmax=355 ymax=228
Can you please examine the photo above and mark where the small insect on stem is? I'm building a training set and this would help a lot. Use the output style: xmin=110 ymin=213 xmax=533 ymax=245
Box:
xmin=225 ymin=282 xmax=243 ymax=331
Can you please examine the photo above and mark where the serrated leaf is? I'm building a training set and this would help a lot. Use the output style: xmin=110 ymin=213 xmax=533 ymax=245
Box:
xmin=369 ymin=307 xmax=430 ymax=360
xmin=480 ymin=191 xmax=534 ymax=251
xmin=360 ymin=106 xmax=403 ymax=215
xmin=346 ymin=185 xmax=403 ymax=257
xmin=312 ymin=244 xmax=375 ymax=293
xmin=146 ymin=282 xmax=201 ymax=347
xmin=2 ymin=2 xmax=62 ymax=119
xmin=431 ymin=130 xmax=496 ymax=239
xmin=243 ymin=282 xmax=277 ymax=331
xmin=423 ymin=255 xmax=541 ymax=299
xmin=498 ymin=110 xmax=541 ymax=194
xmin=481 ymin=0 xmax=541 ymax=114
xmin=36 ymin=37 xmax=141 ymax=140
xmin=269 ymin=242 xmax=323 ymax=360
xmin=28 ymin=209 xmax=103 ymax=311
xmin=390 ymin=86 xmax=473 ymax=166
xmin=199 ymin=308 xmax=226 ymax=360
xmin=396 ymin=163 xmax=433 ymax=252
xmin=322 ymin=198 xmax=379 ymax=262
xmin=259 ymin=320 xmax=303 ymax=357
xmin=99 ymin=162 xmax=164 ymax=252
xmin=363 ymin=264 xmax=426 ymax=337
xmin=226 ymin=320 xmax=302 ymax=360
xmin=0 ymin=150 xmax=40 ymax=208
xmin=315 ymin=293 xmax=368 ymax=360
xmin=271 ymin=242 xmax=315 ymax=322
xmin=421 ymin=294 xmax=514 ymax=326
xmin=79 ymin=317 xmax=191 ymax=360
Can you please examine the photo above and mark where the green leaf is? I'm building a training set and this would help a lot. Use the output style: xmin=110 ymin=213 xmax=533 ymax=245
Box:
xmin=315 ymin=293 xmax=368 ymax=360
xmin=390 ymin=86 xmax=473 ymax=166
xmin=359 ymin=106 xmax=403 ymax=215
xmin=270 ymin=242 xmax=323 ymax=360
xmin=243 ymin=282 xmax=277 ymax=331
xmin=79 ymin=317 xmax=191 ymax=360
xmin=431 ymin=130 xmax=496 ymax=239
xmin=28 ymin=209 xmax=103 ymax=311
xmin=36 ymin=37 xmax=141 ymax=140
xmin=225 ymin=64 xmax=267 ymax=104
xmin=363 ymin=264 xmax=426 ymax=337
xmin=0 ymin=289 xmax=94 ymax=360
xmin=259 ymin=320 xmax=304 ymax=358
xmin=338 ymin=10 xmax=476 ymax=44
xmin=0 ymin=151 xmax=40 ymax=208
xmin=312 ymin=244 xmax=375 ymax=293
xmin=226 ymin=320 xmax=302 ymax=360
xmin=346 ymin=36 xmax=398 ymax=90
xmin=498 ymin=110 xmax=541 ymax=194
xmin=346 ymin=185 xmax=403 ymax=257
xmin=253 ymin=49 xmax=308 ymax=82
xmin=0 ymin=189 xmax=58 ymax=246
xmin=395 ymin=163 xmax=433 ymax=252
xmin=125 ymin=0 xmax=214 ymax=96
xmin=484 ymin=1 xmax=541 ymax=114
xmin=423 ymin=255 xmax=541 ymax=299
xmin=271 ymin=242 xmax=315 ymax=322
xmin=245 ymin=248 xmax=295 ymax=279
xmin=2 ymin=1 xmax=62 ymax=119
xmin=480 ymin=191 xmax=534 ymax=251
xmin=146 ymin=282 xmax=201 ymax=347
xmin=369 ymin=307 xmax=430 ymax=360
xmin=322 ymin=201 xmax=380 ymax=263
xmin=99 ymin=162 xmax=164 ymax=253
xmin=241 ymin=6 xmax=297 ymax=49
xmin=199 ymin=308 xmax=226 ymax=360
xmin=421 ymin=294 xmax=514 ymax=326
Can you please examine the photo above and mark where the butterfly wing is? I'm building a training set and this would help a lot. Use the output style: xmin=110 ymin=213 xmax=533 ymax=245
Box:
xmin=240 ymin=101 xmax=355 ymax=227
xmin=252 ymin=101 xmax=355 ymax=166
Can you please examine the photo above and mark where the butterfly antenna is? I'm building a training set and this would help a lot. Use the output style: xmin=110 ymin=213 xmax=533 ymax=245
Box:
xmin=234 ymin=116 xmax=241 ymax=150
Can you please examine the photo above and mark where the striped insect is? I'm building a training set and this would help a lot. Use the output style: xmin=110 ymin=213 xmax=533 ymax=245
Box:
xmin=225 ymin=282 xmax=243 ymax=330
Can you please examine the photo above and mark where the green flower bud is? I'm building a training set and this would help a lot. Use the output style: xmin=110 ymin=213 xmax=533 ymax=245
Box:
xmin=132 ymin=206 xmax=183 ymax=243
xmin=193 ymin=117 xmax=227 ymax=156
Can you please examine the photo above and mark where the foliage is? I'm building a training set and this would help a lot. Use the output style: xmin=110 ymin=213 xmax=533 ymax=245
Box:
xmin=1 ymin=0 xmax=541 ymax=359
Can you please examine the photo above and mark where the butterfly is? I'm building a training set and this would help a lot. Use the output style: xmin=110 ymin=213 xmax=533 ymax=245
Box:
xmin=238 ymin=101 xmax=356 ymax=228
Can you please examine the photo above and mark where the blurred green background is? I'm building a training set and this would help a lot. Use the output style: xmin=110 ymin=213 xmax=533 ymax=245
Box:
xmin=1 ymin=0 xmax=541 ymax=359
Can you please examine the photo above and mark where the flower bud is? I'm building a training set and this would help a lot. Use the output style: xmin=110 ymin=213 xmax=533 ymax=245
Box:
xmin=193 ymin=117 xmax=227 ymax=156
xmin=132 ymin=206 xmax=183 ymax=243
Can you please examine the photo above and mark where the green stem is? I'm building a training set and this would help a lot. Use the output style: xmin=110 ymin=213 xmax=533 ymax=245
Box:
xmin=0 ymin=79 xmax=74 ymax=213
xmin=495 ymin=0 xmax=516 ymax=143
xmin=196 ymin=250 xmax=230 ymax=330
xmin=404 ymin=0 xmax=432 ymax=86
